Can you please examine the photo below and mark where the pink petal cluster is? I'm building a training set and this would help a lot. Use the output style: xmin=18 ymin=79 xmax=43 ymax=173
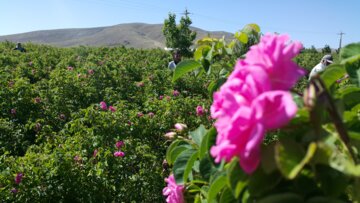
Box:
xmin=15 ymin=173 xmax=23 ymax=184
xmin=148 ymin=112 xmax=155 ymax=118
xmin=162 ymin=174 xmax=184 ymax=203
xmin=109 ymin=106 xmax=116 ymax=112
xmin=210 ymin=34 xmax=305 ymax=174
xmin=88 ymin=69 xmax=94 ymax=75
xmin=116 ymin=141 xmax=124 ymax=149
xmin=174 ymin=123 xmax=187 ymax=131
xmin=67 ymin=66 xmax=74 ymax=71
xmin=173 ymin=90 xmax=180 ymax=97
xmin=159 ymin=95 xmax=164 ymax=100
xmin=100 ymin=101 xmax=107 ymax=110
xmin=196 ymin=106 xmax=204 ymax=116
xmin=114 ymin=151 xmax=125 ymax=157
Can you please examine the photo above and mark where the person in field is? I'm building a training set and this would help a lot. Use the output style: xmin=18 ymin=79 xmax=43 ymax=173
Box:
xmin=308 ymin=54 xmax=333 ymax=80
xmin=13 ymin=42 xmax=26 ymax=52
xmin=168 ymin=50 xmax=181 ymax=70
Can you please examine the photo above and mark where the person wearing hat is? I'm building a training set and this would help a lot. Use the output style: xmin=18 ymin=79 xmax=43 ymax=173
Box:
xmin=168 ymin=50 xmax=181 ymax=71
xmin=308 ymin=54 xmax=333 ymax=80
xmin=13 ymin=42 xmax=26 ymax=52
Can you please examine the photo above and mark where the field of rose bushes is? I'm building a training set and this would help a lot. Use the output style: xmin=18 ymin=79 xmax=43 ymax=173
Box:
xmin=0 ymin=41 xmax=213 ymax=202
xmin=1 ymin=26 xmax=360 ymax=203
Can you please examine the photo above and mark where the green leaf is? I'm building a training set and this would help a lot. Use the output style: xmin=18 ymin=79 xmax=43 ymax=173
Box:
xmin=235 ymin=31 xmax=248 ymax=44
xmin=208 ymin=173 xmax=227 ymax=202
xmin=200 ymin=155 xmax=216 ymax=181
xmin=344 ymin=55 xmax=360 ymax=87
xmin=190 ymin=125 xmax=208 ymax=147
xmin=248 ymin=168 xmax=282 ymax=196
xmin=173 ymin=149 xmax=197 ymax=184
xmin=261 ymin=143 xmax=277 ymax=174
xmin=173 ymin=60 xmax=202 ymax=82
xmin=183 ymin=151 xmax=199 ymax=183
xmin=227 ymin=158 xmax=248 ymax=199
xmin=199 ymin=127 xmax=217 ymax=159
xmin=257 ymin=193 xmax=303 ymax=203
xmin=315 ymin=165 xmax=350 ymax=197
xmin=340 ymin=43 xmax=360 ymax=61
xmin=307 ymin=197 xmax=348 ymax=203
xmin=208 ymin=78 xmax=227 ymax=98
xmin=242 ymin=23 xmax=261 ymax=34
xmin=275 ymin=140 xmax=317 ymax=179
xmin=340 ymin=88 xmax=360 ymax=109
xmin=166 ymin=140 xmax=188 ymax=165
xmin=194 ymin=45 xmax=211 ymax=61
xmin=219 ymin=187 xmax=237 ymax=203
xmin=169 ymin=144 xmax=192 ymax=165
xmin=320 ymin=64 xmax=346 ymax=89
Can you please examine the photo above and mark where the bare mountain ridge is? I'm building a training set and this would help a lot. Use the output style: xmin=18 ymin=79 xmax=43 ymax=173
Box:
xmin=0 ymin=23 xmax=233 ymax=48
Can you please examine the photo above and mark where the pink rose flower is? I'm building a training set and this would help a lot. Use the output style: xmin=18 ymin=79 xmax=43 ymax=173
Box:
xmin=159 ymin=95 xmax=164 ymax=100
xmin=148 ymin=112 xmax=155 ymax=118
xmin=88 ymin=69 xmax=94 ymax=75
xmin=11 ymin=188 xmax=18 ymax=194
xmin=196 ymin=106 xmax=204 ymax=116
xmin=100 ymin=101 xmax=107 ymax=110
xmin=34 ymin=97 xmax=41 ymax=103
xmin=174 ymin=123 xmax=187 ymax=131
xmin=15 ymin=173 xmax=23 ymax=184
xmin=137 ymin=112 xmax=144 ymax=117
xmin=173 ymin=90 xmax=180 ymax=97
xmin=136 ymin=82 xmax=144 ymax=87
xmin=93 ymin=149 xmax=98 ymax=157
xmin=67 ymin=66 xmax=74 ymax=71
xmin=210 ymin=34 xmax=303 ymax=174
xmin=116 ymin=141 xmax=124 ymax=149
xmin=11 ymin=108 xmax=16 ymax=115
xmin=114 ymin=151 xmax=125 ymax=157
xmin=164 ymin=132 xmax=176 ymax=139
xmin=162 ymin=174 xmax=184 ymax=203
xmin=109 ymin=106 xmax=116 ymax=112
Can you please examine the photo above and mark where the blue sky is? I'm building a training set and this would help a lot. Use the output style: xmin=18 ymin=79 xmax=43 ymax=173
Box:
xmin=0 ymin=0 xmax=359 ymax=48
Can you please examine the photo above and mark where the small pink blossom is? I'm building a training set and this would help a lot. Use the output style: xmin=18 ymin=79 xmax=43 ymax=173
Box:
xmin=93 ymin=149 xmax=98 ymax=157
xmin=159 ymin=95 xmax=164 ymax=100
xmin=174 ymin=123 xmax=187 ymax=131
xmin=88 ymin=69 xmax=94 ymax=75
xmin=196 ymin=106 xmax=204 ymax=116
xmin=15 ymin=173 xmax=23 ymax=184
xmin=127 ymin=121 xmax=132 ymax=126
xmin=173 ymin=90 xmax=180 ymax=97
xmin=166 ymin=96 xmax=171 ymax=101
xmin=164 ymin=132 xmax=176 ymax=139
xmin=116 ymin=141 xmax=124 ymax=149
xmin=109 ymin=106 xmax=116 ymax=112
xmin=114 ymin=151 xmax=125 ymax=157
xmin=34 ymin=97 xmax=41 ymax=103
xmin=100 ymin=101 xmax=107 ymax=110
xmin=148 ymin=112 xmax=155 ymax=118
xmin=137 ymin=112 xmax=144 ymax=117
xmin=11 ymin=108 xmax=16 ymax=115
xmin=136 ymin=82 xmax=144 ymax=87
xmin=162 ymin=174 xmax=184 ymax=203
xmin=28 ymin=61 xmax=33 ymax=66
xmin=77 ymin=73 xmax=82 ymax=78
xmin=67 ymin=66 xmax=74 ymax=71
xmin=74 ymin=155 xmax=80 ymax=161
xmin=11 ymin=188 xmax=18 ymax=194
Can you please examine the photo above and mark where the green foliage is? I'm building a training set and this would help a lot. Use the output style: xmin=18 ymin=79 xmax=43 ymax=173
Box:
xmin=163 ymin=11 xmax=197 ymax=57
xmin=0 ymin=42 xmax=213 ymax=201
xmin=166 ymin=28 xmax=360 ymax=202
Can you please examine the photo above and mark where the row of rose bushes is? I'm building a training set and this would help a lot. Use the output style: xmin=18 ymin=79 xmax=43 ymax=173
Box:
xmin=0 ymin=42 xmax=213 ymax=202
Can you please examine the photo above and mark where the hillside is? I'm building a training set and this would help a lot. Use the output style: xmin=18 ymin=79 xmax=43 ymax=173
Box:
xmin=0 ymin=23 xmax=233 ymax=48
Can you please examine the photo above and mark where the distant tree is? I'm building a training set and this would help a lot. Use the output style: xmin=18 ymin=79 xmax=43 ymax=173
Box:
xmin=162 ymin=10 xmax=197 ymax=57
xmin=322 ymin=44 xmax=332 ymax=54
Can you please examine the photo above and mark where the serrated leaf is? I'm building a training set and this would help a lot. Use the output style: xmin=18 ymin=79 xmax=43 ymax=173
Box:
xmin=170 ymin=145 xmax=192 ymax=165
xmin=208 ymin=173 xmax=227 ymax=202
xmin=199 ymin=127 xmax=217 ymax=159
xmin=190 ymin=125 xmax=208 ymax=147
xmin=275 ymin=140 xmax=317 ymax=179
xmin=166 ymin=140 xmax=189 ymax=165
xmin=173 ymin=149 xmax=197 ymax=184
xmin=320 ymin=64 xmax=346 ymax=89
xmin=173 ymin=60 xmax=202 ymax=82
xmin=227 ymin=158 xmax=248 ymax=198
